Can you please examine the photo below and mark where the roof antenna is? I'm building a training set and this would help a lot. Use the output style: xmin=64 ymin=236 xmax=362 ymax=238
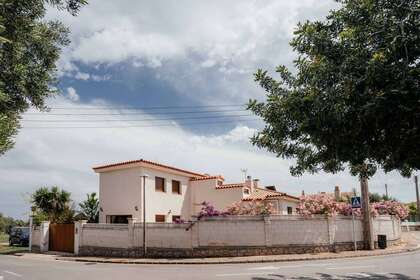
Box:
xmin=240 ymin=168 xmax=248 ymax=181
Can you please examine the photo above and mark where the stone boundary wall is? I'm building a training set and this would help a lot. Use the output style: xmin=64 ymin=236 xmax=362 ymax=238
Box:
xmin=401 ymin=222 xmax=420 ymax=232
xmin=73 ymin=215 xmax=401 ymax=258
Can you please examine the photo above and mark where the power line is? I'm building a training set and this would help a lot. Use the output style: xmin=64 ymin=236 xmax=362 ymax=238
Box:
xmin=22 ymin=114 xmax=254 ymax=123
xmin=46 ymin=104 xmax=246 ymax=110
xmin=22 ymin=118 xmax=260 ymax=129
xmin=24 ymin=109 xmax=249 ymax=116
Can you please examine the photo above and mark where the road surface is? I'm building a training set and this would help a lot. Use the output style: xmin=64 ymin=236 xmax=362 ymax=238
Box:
xmin=0 ymin=250 xmax=419 ymax=279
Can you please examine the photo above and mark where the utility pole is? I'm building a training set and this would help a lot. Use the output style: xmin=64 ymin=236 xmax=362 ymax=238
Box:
xmin=361 ymin=177 xmax=374 ymax=250
xmin=385 ymin=184 xmax=388 ymax=198
xmin=141 ymin=174 xmax=149 ymax=257
xmin=415 ymin=176 xmax=420 ymax=222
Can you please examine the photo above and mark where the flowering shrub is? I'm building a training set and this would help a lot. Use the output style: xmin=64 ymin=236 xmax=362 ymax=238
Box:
xmin=297 ymin=193 xmax=408 ymax=220
xmin=197 ymin=201 xmax=227 ymax=219
xmin=173 ymin=218 xmax=187 ymax=224
xmin=297 ymin=194 xmax=338 ymax=216
xmin=372 ymin=201 xmax=409 ymax=220
xmin=226 ymin=200 xmax=274 ymax=216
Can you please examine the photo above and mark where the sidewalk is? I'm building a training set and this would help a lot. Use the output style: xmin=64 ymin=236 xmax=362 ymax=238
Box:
xmin=18 ymin=232 xmax=420 ymax=265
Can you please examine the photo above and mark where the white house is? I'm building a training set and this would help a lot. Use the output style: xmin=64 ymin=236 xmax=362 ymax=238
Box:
xmin=93 ymin=159 xmax=299 ymax=223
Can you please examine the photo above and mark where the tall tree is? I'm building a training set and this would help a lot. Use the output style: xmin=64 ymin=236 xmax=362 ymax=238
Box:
xmin=31 ymin=186 xmax=73 ymax=222
xmin=0 ymin=0 xmax=87 ymax=155
xmin=248 ymin=0 xmax=419 ymax=249
xmin=79 ymin=192 xmax=99 ymax=223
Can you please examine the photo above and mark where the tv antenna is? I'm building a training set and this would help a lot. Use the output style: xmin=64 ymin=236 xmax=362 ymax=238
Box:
xmin=240 ymin=168 xmax=248 ymax=180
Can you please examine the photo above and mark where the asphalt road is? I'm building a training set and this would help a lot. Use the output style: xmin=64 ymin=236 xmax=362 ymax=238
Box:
xmin=0 ymin=250 xmax=420 ymax=280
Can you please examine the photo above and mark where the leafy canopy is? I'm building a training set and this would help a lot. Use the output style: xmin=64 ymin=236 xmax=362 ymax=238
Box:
xmin=0 ymin=0 xmax=87 ymax=155
xmin=31 ymin=186 xmax=74 ymax=223
xmin=248 ymin=0 xmax=420 ymax=179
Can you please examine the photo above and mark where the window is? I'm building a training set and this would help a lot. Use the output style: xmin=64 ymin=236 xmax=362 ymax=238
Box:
xmin=155 ymin=177 xmax=165 ymax=192
xmin=287 ymin=206 xmax=293 ymax=215
xmin=106 ymin=215 xmax=132 ymax=224
xmin=155 ymin=214 xmax=166 ymax=222
xmin=243 ymin=188 xmax=250 ymax=195
xmin=172 ymin=180 xmax=181 ymax=194
xmin=172 ymin=215 xmax=181 ymax=222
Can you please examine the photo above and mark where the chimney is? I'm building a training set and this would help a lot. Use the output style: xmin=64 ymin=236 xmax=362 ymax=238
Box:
xmin=253 ymin=179 xmax=259 ymax=190
xmin=334 ymin=185 xmax=341 ymax=201
xmin=245 ymin=175 xmax=252 ymax=191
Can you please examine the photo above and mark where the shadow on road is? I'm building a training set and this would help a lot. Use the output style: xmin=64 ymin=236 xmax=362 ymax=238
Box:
xmin=252 ymin=272 xmax=416 ymax=280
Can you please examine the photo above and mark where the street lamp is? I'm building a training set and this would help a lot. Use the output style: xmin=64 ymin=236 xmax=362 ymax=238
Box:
xmin=140 ymin=174 xmax=149 ymax=257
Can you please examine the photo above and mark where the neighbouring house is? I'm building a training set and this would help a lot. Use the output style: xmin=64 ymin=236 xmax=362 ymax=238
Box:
xmin=307 ymin=186 xmax=355 ymax=202
xmin=93 ymin=159 xmax=300 ymax=223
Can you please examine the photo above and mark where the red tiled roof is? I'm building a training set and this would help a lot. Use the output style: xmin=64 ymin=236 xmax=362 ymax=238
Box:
xmin=216 ymin=183 xmax=245 ymax=189
xmin=93 ymin=159 xmax=206 ymax=177
xmin=190 ymin=175 xmax=224 ymax=181
xmin=242 ymin=188 xmax=300 ymax=201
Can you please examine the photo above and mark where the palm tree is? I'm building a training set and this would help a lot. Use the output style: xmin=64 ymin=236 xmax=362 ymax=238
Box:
xmin=31 ymin=186 xmax=72 ymax=222
xmin=79 ymin=193 xmax=99 ymax=223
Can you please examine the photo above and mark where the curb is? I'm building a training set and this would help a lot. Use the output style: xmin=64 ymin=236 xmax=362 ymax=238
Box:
xmin=54 ymin=244 xmax=420 ymax=265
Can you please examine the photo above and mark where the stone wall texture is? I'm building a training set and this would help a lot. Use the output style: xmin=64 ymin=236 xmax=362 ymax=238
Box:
xmin=75 ymin=215 xmax=401 ymax=258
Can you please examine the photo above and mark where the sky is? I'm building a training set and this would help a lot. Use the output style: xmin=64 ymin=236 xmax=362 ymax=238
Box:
xmin=1 ymin=0 xmax=418 ymax=220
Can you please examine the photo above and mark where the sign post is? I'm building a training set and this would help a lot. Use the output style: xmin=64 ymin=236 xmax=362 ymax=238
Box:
xmin=351 ymin=196 xmax=362 ymax=251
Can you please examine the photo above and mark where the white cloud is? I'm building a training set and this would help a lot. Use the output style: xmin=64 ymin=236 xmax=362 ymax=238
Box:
xmin=1 ymin=98 xmax=417 ymax=219
xmin=75 ymin=71 xmax=90 ymax=80
xmin=49 ymin=1 xmax=338 ymax=79
xmin=66 ymin=87 xmax=79 ymax=101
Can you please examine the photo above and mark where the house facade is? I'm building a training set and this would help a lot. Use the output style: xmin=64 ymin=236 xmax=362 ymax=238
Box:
xmin=93 ymin=159 xmax=299 ymax=223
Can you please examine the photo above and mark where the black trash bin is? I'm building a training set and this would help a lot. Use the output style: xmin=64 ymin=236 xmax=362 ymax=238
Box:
xmin=378 ymin=234 xmax=387 ymax=249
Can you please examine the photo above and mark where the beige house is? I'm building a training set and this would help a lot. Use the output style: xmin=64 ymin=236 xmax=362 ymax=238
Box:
xmin=93 ymin=159 xmax=299 ymax=223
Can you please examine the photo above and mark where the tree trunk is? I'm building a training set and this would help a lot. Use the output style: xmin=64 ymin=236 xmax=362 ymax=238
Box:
xmin=361 ymin=176 xmax=374 ymax=250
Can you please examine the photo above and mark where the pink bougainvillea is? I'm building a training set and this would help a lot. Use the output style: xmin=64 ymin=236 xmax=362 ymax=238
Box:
xmin=297 ymin=193 xmax=408 ymax=220
xmin=226 ymin=200 xmax=274 ymax=216
xmin=197 ymin=201 xmax=227 ymax=219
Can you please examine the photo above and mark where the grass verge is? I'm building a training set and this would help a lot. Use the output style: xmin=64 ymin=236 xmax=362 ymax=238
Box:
xmin=0 ymin=233 xmax=8 ymax=243
xmin=0 ymin=243 xmax=28 ymax=255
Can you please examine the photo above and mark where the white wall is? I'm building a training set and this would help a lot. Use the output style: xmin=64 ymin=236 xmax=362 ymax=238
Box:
xmin=31 ymin=227 xmax=40 ymax=247
xmin=138 ymin=223 xmax=191 ymax=249
xmin=270 ymin=216 xmax=330 ymax=245
xmin=78 ymin=215 xmax=401 ymax=252
xmin=81 ymin=224 xmax=129 ymax=248
xmin=191 ymin=179 xmax=244 ymax=213
xmin=198 ymin=216 xmax=266 ymax=247
xmin=99 ymin=166 xmax=192 ymax=223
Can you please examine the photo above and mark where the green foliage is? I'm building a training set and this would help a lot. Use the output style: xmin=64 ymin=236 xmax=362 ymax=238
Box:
xmin=248 ymin=0 xmax=420 ymax=179
xmin=31 ymin=186 xmax=74 ymax=224
xmin=369 ymin=192 xmax=396 ymax=203
xmin=0 ymin=0 xmax=87 ymax=156
xmin=408 ymin=202 xmax=417 ymax=216
xmin=78 ymin=192 xmax=99 ymax=223
xmin=0 ymin=213 xmax=26 ymax=234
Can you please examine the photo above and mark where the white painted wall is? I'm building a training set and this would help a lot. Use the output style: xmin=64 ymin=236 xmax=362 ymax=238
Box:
xmin=137 ymin=223 xmax=192 ymax=249
xmin=198 ymin=217 xmax=266 ymax=247
xmin=269 ymin=216 xmax=330 ymax=245
xmin=99 ymin=166 xmax=192 ymax=223
xmin=191 ymin=179 xmax=244 ymax=214
xmin=78 ymin=215 xmax=401 ymax=251
xmin=81 ymin=224 xmax=129 ymax=248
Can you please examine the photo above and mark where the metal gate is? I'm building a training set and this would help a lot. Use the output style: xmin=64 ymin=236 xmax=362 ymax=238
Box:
xmin=49 ymin=223 xmax=74 ymax=253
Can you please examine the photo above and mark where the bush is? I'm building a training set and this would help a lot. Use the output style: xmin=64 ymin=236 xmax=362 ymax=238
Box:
xmin=297 ymin=193 xmax=408 ymax=220
xmin=226 ymin=200 xmax=274 ymax=216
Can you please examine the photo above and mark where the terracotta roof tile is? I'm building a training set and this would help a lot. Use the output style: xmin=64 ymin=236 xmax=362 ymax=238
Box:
xmin=190 ymin=175 xmax=224 ymax=182
xmin=216 ymin=183 xmax=244 ymax=189
xmin=242 ymin=188 xmax=299 ymax=201
xmin=93 ymin=159 xmax=206 ymax=177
